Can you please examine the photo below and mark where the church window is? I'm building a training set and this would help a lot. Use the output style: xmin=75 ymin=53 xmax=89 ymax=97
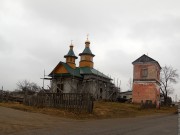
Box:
xmin=100 ymin=88 xmax=103 ymax=93
xmin=81 ymin=56 xmax=85 ymax=60
xmin=90 ymin=57 xmax=93 ymax=61
xmin=99 ymin=88 xmax=103 ymax=99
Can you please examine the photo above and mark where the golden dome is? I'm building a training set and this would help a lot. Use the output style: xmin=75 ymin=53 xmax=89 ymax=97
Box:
xmin=85 ymin=34 xmax=90 ymax=44
xmin=85 ymin=39 xmax=90 ymax=44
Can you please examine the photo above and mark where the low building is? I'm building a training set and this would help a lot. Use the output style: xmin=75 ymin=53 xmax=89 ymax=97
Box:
xmin=119 ymin=90 xmax=132 ymax=101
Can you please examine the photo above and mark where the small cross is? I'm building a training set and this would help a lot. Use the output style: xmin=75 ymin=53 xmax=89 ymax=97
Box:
xmin=71 ymin=40 xmax=73 ymax=45
xmin=87 ymin=34 xmax=89 ymax=40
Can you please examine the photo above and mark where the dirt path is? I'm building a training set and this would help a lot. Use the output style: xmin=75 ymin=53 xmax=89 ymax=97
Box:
xmin=0 ymin=106 xmax=177 ymax=135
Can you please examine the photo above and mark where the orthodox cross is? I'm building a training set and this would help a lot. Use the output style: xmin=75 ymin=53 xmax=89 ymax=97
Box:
xmin=71 ymin=40 xmax=73 ymax=45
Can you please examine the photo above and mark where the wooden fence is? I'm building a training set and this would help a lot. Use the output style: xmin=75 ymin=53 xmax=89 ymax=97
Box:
xmin=23 ymin=93 xmax=94 ymax=113
xmin=0 ymin=90 xmax=24 ymax=103
xmin=0 ymin=90 xmax=9 ymax=102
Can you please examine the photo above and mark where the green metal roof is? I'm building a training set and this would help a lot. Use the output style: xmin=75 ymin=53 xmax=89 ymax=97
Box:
xmin=63 ymin=63 xmax=82 ymax=78
xmin=64 ymin=49 xmax=78 ymax=58
xmin=79 ymin=47 xmax=95 ymax=56
xmin=49 ymin=62 xmax=111 ymax=80
xmin=51 ymin=73 xmax=71 ymax=77
xmin=79 ymin=67 xmax=111 ymax=79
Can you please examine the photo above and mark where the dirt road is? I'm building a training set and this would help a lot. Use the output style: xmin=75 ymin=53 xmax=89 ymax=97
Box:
xmin=0 ymin=106 xmax=177 ymax=135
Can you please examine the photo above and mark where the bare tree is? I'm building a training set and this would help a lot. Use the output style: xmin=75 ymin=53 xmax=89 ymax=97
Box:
xmin=160 ymin=66 xmax=179 ymax=105
xmin=17 ymin=80 xmax=41 ymax=94
xmin=127 ymin=78 xmax=133 ymax=91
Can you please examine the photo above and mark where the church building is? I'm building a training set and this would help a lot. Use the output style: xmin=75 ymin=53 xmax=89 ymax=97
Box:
xmin=48 ymin=38 xmax=118 ymax=100
xmin=132 ymin=54 xmax=161 ymax=107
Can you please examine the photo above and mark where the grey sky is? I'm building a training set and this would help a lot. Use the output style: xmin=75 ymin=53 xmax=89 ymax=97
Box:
xmin=0 ymin=0 xmax=180 ymax=100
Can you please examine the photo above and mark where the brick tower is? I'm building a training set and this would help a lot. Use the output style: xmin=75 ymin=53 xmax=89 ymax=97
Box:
xmin=132 ymin=54 xmax=161 ymax=107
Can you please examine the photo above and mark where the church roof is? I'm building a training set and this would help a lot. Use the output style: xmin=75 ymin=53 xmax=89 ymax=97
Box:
xmin=79 ymin=67 xmax=111 ymax=79
xmin=79 ymin=47 xmax=95 ymax=56
xmin=132 ymin=54 xmax=161 ymax=69
xmin=49 ymin=62 xmax=82 ymax=78
xmin=64 ymin=46 xmax=78 ymax=59
xmin=49 ymin=62 xmax=111 ymax=80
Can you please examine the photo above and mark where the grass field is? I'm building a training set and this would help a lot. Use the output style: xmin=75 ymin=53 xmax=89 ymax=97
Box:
xmin=0 ymin=101 xmax=177 ymax=119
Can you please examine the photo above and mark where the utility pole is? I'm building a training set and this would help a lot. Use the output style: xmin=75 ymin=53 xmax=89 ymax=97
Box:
xmin=178 ymin=103 xmax=180 ymax=135
xmin=176 ymin=94 xmax=178 ymax=102
xmin=43 ymin=69 xmax=45 ymax=89
xmin=119 ymin=80 xmax=121 ymax=92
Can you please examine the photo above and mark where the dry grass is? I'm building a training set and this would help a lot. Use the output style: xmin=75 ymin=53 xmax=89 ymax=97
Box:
xmin=0 ymin=101 xmax=177 ymax=119
xmin=93 ymin=101 xmax=177 ymax=119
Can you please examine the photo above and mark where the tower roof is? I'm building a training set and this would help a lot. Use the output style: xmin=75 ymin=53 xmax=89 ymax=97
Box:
xmin=132 ymin=54 xmax=161 ymax=69
xmin=79 ymin=47 xmax=95 ymax=56
xmin=64 ymin=44 xmax=78 ymax=59
xmin=79 ymin=38 xmax=95 ymax=56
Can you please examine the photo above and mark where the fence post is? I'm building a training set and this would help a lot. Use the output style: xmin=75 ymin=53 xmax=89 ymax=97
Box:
xmin=178 ymin=103 xmax=180 ymax=135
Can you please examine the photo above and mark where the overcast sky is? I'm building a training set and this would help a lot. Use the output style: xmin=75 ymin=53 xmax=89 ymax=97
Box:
xmin=0 ymin=0 xmax=180 ymax=99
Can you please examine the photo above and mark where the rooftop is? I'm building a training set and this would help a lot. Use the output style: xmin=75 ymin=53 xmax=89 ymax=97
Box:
xmin=132 ymin=54 xmax=161 ymax=69
xmin=49 ymin=62 xmax=111 ymax=80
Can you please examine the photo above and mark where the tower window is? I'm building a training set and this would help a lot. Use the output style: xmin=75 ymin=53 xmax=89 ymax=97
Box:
xmin=141 ymin=68 xmax=148 ymax=78
xmin=81 ymin=56 xmax=85 ymax=60
xmin=90 ymin=57 xmax=93 ymax=61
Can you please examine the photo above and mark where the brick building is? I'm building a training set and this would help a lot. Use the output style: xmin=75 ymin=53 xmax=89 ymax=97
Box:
xmin=48 ymin=38 xmax=118 ymax=100
xmin=132 ymin=54 xmax=161 ymax=107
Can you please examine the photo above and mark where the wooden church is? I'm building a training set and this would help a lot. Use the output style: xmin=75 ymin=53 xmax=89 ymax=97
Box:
xmin=48 ymin=38 xmax=118 ymax=100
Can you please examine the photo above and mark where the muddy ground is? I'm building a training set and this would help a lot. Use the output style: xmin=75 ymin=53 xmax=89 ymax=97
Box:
xmin=0 ymin=106 xmax=177 ymax=135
